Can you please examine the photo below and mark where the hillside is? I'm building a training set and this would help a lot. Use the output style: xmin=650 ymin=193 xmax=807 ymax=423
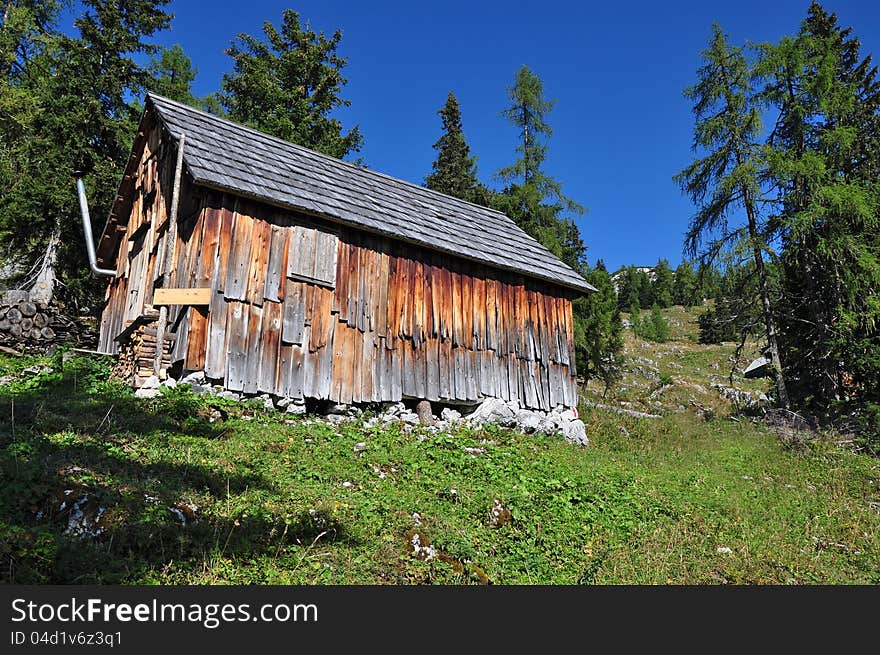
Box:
xmin=1 ymin=306 xmax=878 ymax=584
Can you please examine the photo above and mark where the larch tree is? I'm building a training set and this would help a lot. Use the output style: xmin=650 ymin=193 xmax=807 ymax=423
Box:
xmin=674 ymin=24 xmax=790 ymax=408
xmin=758 ymin=2 xmax=880 ymax=410
xmin=495 ymin=65 xmax=585 ymax=272
xmin=146 ymin=44 xmax=198 ymax=106
xmin=220 ymin=9 xmax=362 ymax=159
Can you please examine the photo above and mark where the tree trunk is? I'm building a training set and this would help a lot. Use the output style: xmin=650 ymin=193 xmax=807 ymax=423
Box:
xmin=743 ymin=188 xmax=790 ymax=409
xmin=29 ymin=228 xmax=60 ymax=306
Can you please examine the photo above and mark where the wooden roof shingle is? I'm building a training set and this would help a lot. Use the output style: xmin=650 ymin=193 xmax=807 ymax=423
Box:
xmin=144 ymin=93 xmax=595 ymax=294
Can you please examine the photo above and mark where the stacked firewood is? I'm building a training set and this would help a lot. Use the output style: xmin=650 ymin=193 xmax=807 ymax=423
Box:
xmin=0 ymin=290 xmax=96 ymax=352
xmin=112 ymin=313 xmax=173 ymax=385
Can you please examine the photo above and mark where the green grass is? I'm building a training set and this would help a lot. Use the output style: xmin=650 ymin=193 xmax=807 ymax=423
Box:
xmin=1 ymin=345 xmax=878 ymax=585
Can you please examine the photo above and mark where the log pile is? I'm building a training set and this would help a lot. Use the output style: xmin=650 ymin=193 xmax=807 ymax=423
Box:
xmin=111 ymin=311 xmax=174 ymax=386
xmin=0 ymin=290 xmax=97 ymax=353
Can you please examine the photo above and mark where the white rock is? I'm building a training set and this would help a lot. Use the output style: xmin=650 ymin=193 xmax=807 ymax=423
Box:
xmin=354 ymin=442 xmax=367 ymax=453
xmin=135 ymin=387 xmax=160 ymax=399
xmin=559 ymin=409 xmax=577 ymax=422
xmin=216 ymin=390 xmax=240 ymax=401
xmin=141 ymin=375 xmax=160 ymax=389
xmin=285 ymin=402 xmax=306 ymax=415
xmin=386 ymin=402 xmax=406 ymax=416
xmin=275 ymin=396 xmax=293 ymax=409
xmin=469 ymin=398 xmax=515 ymax=425
xmin=563 ymin=419 xmax=589 ymax=446
xmin=161 ymin=377 xmax=177 ymax=389
xmin=515 ymin=410 xmax=541 ymax=433
xmin=400 ymin=411 xmax=420 ymax=425
xmin=257 ymin=393 xmax=274 ymax=411
xmin=536 ymin=417 xmax=558 ymax=435
xmin=180 ymin=370 xmax=205 ymax=385
xmin=440 ymin=407 xmax=462 ymax=422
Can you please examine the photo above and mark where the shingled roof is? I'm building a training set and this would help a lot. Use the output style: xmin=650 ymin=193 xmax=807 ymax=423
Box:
xmin=140 ymin=93 xmax=595 ymax=294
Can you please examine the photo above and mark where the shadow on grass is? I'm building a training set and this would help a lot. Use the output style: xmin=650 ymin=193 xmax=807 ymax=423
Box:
xmin=0 ymin=358 xmax=352 ymax=583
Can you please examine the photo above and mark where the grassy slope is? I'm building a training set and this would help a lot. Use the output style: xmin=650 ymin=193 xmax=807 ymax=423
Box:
xmin=1 ymin=308 xmax=878 ymax=584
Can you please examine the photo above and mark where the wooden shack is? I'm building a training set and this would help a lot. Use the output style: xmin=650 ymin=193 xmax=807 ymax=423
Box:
xmin=93 ymin=94 xmax=595 ymax=411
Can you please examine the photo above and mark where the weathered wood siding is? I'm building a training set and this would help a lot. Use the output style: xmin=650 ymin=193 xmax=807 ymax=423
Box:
xmin=193 ymin=192 xmax=579 ymax=410
xmin=97 ymin=116 xmax=202 ymax=356
xmin=99 ymin=123 xmax=579 ymax=410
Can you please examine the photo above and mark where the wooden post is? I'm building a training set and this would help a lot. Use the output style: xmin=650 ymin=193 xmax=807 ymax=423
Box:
xmin=154 ymin=132 xmax=186 ymax=378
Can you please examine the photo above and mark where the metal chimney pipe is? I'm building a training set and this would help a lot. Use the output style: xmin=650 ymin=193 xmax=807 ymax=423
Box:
xmin=75 ymin=177 xmax=115 ymax=277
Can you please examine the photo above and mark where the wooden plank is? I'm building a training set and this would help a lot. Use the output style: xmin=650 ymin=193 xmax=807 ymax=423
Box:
xmin=451 ymin=270 xmax=462 ymax=347
xmin=356 ymin=246 xmax=368 ymax=332
xmin=461 ymin=271 xmax=473 ymax=351
xmin=264 ymin=224 xmax=287 ymax=303
xmin=225 ymin=301 xmax=248 ymax=391
xmin=153 ymin=287 xmax=211 ymax=306
xmin=204 ymin=291 xmax=228 ymax=379
xmin=346 ymin=241 xmax=359 ymax=326
xmin=412 ymin=259 xmax=424 ymax=348
xmin=376 ymin=247 xmax=389 ymax=337
xmin=425 ymin=336 xmax=440 ymax=402
xmin=438 ymin=336 xmax=452 ymax=400
xmin=246 ymin=218 xmax=271 ymax=306
xmin=259 ymin=300 xmax=282 ymax=394
xmin=281 ymin=280 xmax=307 ymax=345
xmin=224 ymin=211 xmax=253 ymax=301
xmin=332 ymin=236 xmax=349 ymax=316
xmin=242 ymin=303 xmax=264 ymax=394
xmin=213 ymin=195 xmax=237 ymax=294
xmin=184 ymin=306 xmax=208 ymax=371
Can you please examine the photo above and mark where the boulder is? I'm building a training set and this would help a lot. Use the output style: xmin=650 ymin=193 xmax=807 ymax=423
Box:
xmin=141 ymin=375 xmax=160 ymax=390
xmin=515 ymin=410 xmax=541 ymax=434
xmin=469 ymin=398 xmax=515 ymax=425
xmin=135 ymin=387 xmax=160 ymax=399
xmin=180 ymin=370 xmax=206 ymax=385
xmin=562 ymin=419 xmax=589 ymax=446
xmin=285 ymin=402 xmax=307 ymax=415
xmin=440 ymin=407 xmax=462 ymax=422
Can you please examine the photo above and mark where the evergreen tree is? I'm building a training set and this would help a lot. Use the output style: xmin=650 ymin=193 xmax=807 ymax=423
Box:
xmin=636 ymin=268 xmax=653 ymax=309
xmin=425 ymin=91 xmax=489 ymax=205
xmin=575 ymin=265 xmax=623 ymax=393
xmin=220 ymin=9 xmax=362 ymax=159
xmin=758 ymin=2 xmax=880 ymax=410
xmin=695 ymin=262 xmax=722 ymax=301
xmin=616 ymin=266 xmax=640 ymax=311
xmin=652 ymin=258 xmax=674 ymax=308
xmin=146 ymin=44 xmax=198 ymax=105
xmin=496 ymin=65 xmax=585 ymax=271
xmin=673 ymin=261 xmax=698 ymax=306
xmin=675 ymin=24 xmax=790 ymax=408
xmin=0 ymin=0 xmax=172 ymax=307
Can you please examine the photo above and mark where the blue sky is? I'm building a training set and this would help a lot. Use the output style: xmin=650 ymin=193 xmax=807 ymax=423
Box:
xmin=68 ymin=1 xmax=880 ymax=271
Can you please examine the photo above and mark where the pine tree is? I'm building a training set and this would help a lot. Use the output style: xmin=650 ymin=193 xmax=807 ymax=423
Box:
xmin=636 ymin=269 xmax=653 ymax=309
xmin=758 ymin=2 xmax=880 ymax=410
xmin=652 ymin=258 xmax=674 ymax=308
xmin=675 ymin=24 xmax=790 ymax=408
xmin=575 ymin=265 xmax=623 ymax=393
xmin=425 ymin=91 xmax=489 ymax=205
xmin=673 ymin=261 xmax=698 ymax=306
xmin=220 ymin=9 xmax=362 ymax=159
